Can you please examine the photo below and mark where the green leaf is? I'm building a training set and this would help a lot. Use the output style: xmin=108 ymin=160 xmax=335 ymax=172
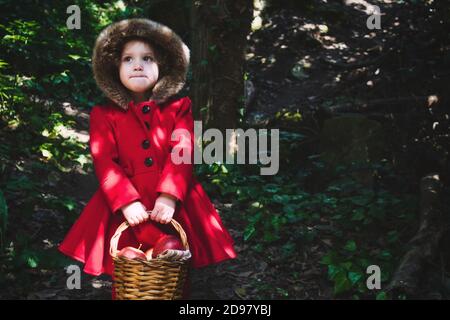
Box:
xmin=221 ymin=165 xmax=228 ymax=174
xmin=349 ymin=195 xmax=371 ymax=206
xmin=351 ymin=208 xmax=365 ymax=221
xmin=334 ymin=271 xmax=352 ymax=295
xmin=282 ymin=203 xmax=297 ymax=214
xmin=251 ymin=201 xmax=262 ymax=208
xmin=75 ymin=154 xmax=89 ymax=166
xmin=276 ymin=287 xmax=289 ymax=297
xmin=344 ymin=240 xmax=357 ymax=252
xmin=263 ymin=230 xmax=279 ymax=242
xmin=68 ymin=54 xmax=81 ymax=60
xmin=243 ymin=225 xmax=255 ymax=241
xmin=272 ymin=194 xmax=290 ymax=203
xmin=387 ymin=230 xmax=399 ymax=243
xmin=264 ymin=184 xmax=280 ymax=193
xmin=27 ymin=256 xmax=38 ymax=268
xmin=254 ymin=243 xmax=263 ymax=253
xmin=328 ymin=264 xmax=341 ymax=280
xmin=291 ymin=63 xmax=309 ymax=80
xmin=320 ymin=252 xmax=336 ymax=265
xmin=340 ymin=262 xmax=353 ymax=270
xmin=379 ymin=250 xmax=392 ymax=261
xmin=248 ymin=211 xmax=262 ymax=223
xmin=61 ymin=198 xmax=76 ymax=211
xmin=376 ymin=291 xmax=387 ymax=300
xmin=348 ymin=271 xmax=363 ymax=285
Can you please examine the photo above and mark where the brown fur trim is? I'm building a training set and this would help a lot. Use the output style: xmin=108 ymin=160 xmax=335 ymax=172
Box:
xmin=92 ymin=18 xmax=190 ymax=110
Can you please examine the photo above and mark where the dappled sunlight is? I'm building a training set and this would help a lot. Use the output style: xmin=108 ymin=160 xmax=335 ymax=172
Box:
xmin=170 ymin=121 xmax=194 ymax=165
xmin=155 ymin=126 xmax=165 ymax=140
xmin=427 ymin=95 xmax=438 ymax=108
xmin=344 ymin=0 xmax=381 ymax=15
xmin=209 ymin=214 xmax=224 ymax=232
xmin=101 ymin=169 xmax=122 ymax=192
xmin=90 ymin=140 xmax=100 ymax=155
xmin=224 ymin=245 xmax=236 ymax=257
xmin=153 ymin=126 xmax=166 ymax=149
xmin=55 ymin=124 xmax=89 ymax=143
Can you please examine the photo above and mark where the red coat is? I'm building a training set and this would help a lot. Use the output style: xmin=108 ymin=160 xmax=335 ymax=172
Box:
xmin=59 ymin=96 xmax=237 ymax=276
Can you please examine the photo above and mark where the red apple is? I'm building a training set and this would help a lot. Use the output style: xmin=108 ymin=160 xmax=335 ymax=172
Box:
xmin=117 ymin=246 xmax=147 ymax=260
xmin=152 ymin=235 xmax=184 ymax=259
xmin=144 ymin=248 xmax=153 ymax=261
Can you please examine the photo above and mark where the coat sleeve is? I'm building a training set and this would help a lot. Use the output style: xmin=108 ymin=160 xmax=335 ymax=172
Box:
xmin=89 ymin=106 xmax=142 ymax=214
xmin=155 ymin=97 xmax=194 ymax=203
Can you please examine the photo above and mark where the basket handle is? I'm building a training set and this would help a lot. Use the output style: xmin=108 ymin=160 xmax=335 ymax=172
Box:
xmin=109 ymin=210 xmax=190 ymax=258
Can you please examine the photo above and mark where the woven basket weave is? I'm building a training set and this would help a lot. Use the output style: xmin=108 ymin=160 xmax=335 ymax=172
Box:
xmin=109 ymin=215 xmax=190 ymax=300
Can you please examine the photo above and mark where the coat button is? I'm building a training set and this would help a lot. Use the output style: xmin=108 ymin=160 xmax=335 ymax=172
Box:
xmin=142 ymin=139 xmax=150 ymax=149
xmin=142 ymin=105 xmax=150 ymax=114
xmin=144 ymin=121 xmax=150 ymax=129
xmin=144 ymin=157 xmax=153 ymax=167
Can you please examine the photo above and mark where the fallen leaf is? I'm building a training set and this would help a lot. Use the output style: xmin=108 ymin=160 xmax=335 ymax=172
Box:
xmin=234 ymin=287 xmax=247 ymax=299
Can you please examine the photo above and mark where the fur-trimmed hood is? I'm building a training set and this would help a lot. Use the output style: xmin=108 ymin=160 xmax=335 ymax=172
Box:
xmin=92 ymin=18 xmax=190 ymax=110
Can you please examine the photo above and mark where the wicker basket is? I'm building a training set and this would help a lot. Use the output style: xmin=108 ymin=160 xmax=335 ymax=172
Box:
xmin=109 ymin=215 xmax=190 ymax=300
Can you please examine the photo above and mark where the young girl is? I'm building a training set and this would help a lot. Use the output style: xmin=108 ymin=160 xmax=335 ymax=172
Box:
xmin=58 ymin=18 xmax=237 ymax=299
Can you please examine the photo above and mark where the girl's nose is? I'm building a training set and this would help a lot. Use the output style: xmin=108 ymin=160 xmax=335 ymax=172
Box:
xmin=133 ymin=62 xmax=143 ymax=71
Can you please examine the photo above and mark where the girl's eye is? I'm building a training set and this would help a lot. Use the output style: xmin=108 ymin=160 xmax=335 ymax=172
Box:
xmin=144 ymin=56 xmax=154 ymax=62
xmin=123 ymin=56 xmax=132 ymax=62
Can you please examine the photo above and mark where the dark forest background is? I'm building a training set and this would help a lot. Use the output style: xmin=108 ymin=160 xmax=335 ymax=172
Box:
xmin=0 ymin=0 xmax=449 ymax=299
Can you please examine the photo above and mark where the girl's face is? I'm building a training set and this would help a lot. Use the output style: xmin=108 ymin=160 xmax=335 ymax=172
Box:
xmin=119 ymin=40 xmax=159 ymax=99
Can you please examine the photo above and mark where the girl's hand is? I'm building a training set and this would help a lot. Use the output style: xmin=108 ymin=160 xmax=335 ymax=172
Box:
xmin=150 ymin=193 xmax=177 ymax=224
xmin=121 ymin=201 xmax=149 ymax=226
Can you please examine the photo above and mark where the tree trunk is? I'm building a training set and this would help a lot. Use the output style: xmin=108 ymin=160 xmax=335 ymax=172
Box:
xmin=189 ymin=0 xmax=253 ymax=131
xmin=387 ymin=173 xmax=444 ymax=297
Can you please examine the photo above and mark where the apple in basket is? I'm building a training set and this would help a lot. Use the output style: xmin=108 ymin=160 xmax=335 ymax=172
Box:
xmin=117 ymin=246 xmax=147 ymax=260
xmin=144 ymin=248 xmax=154 ymax=261
xmin=151 ymin=235 xmax=184 ymax=259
